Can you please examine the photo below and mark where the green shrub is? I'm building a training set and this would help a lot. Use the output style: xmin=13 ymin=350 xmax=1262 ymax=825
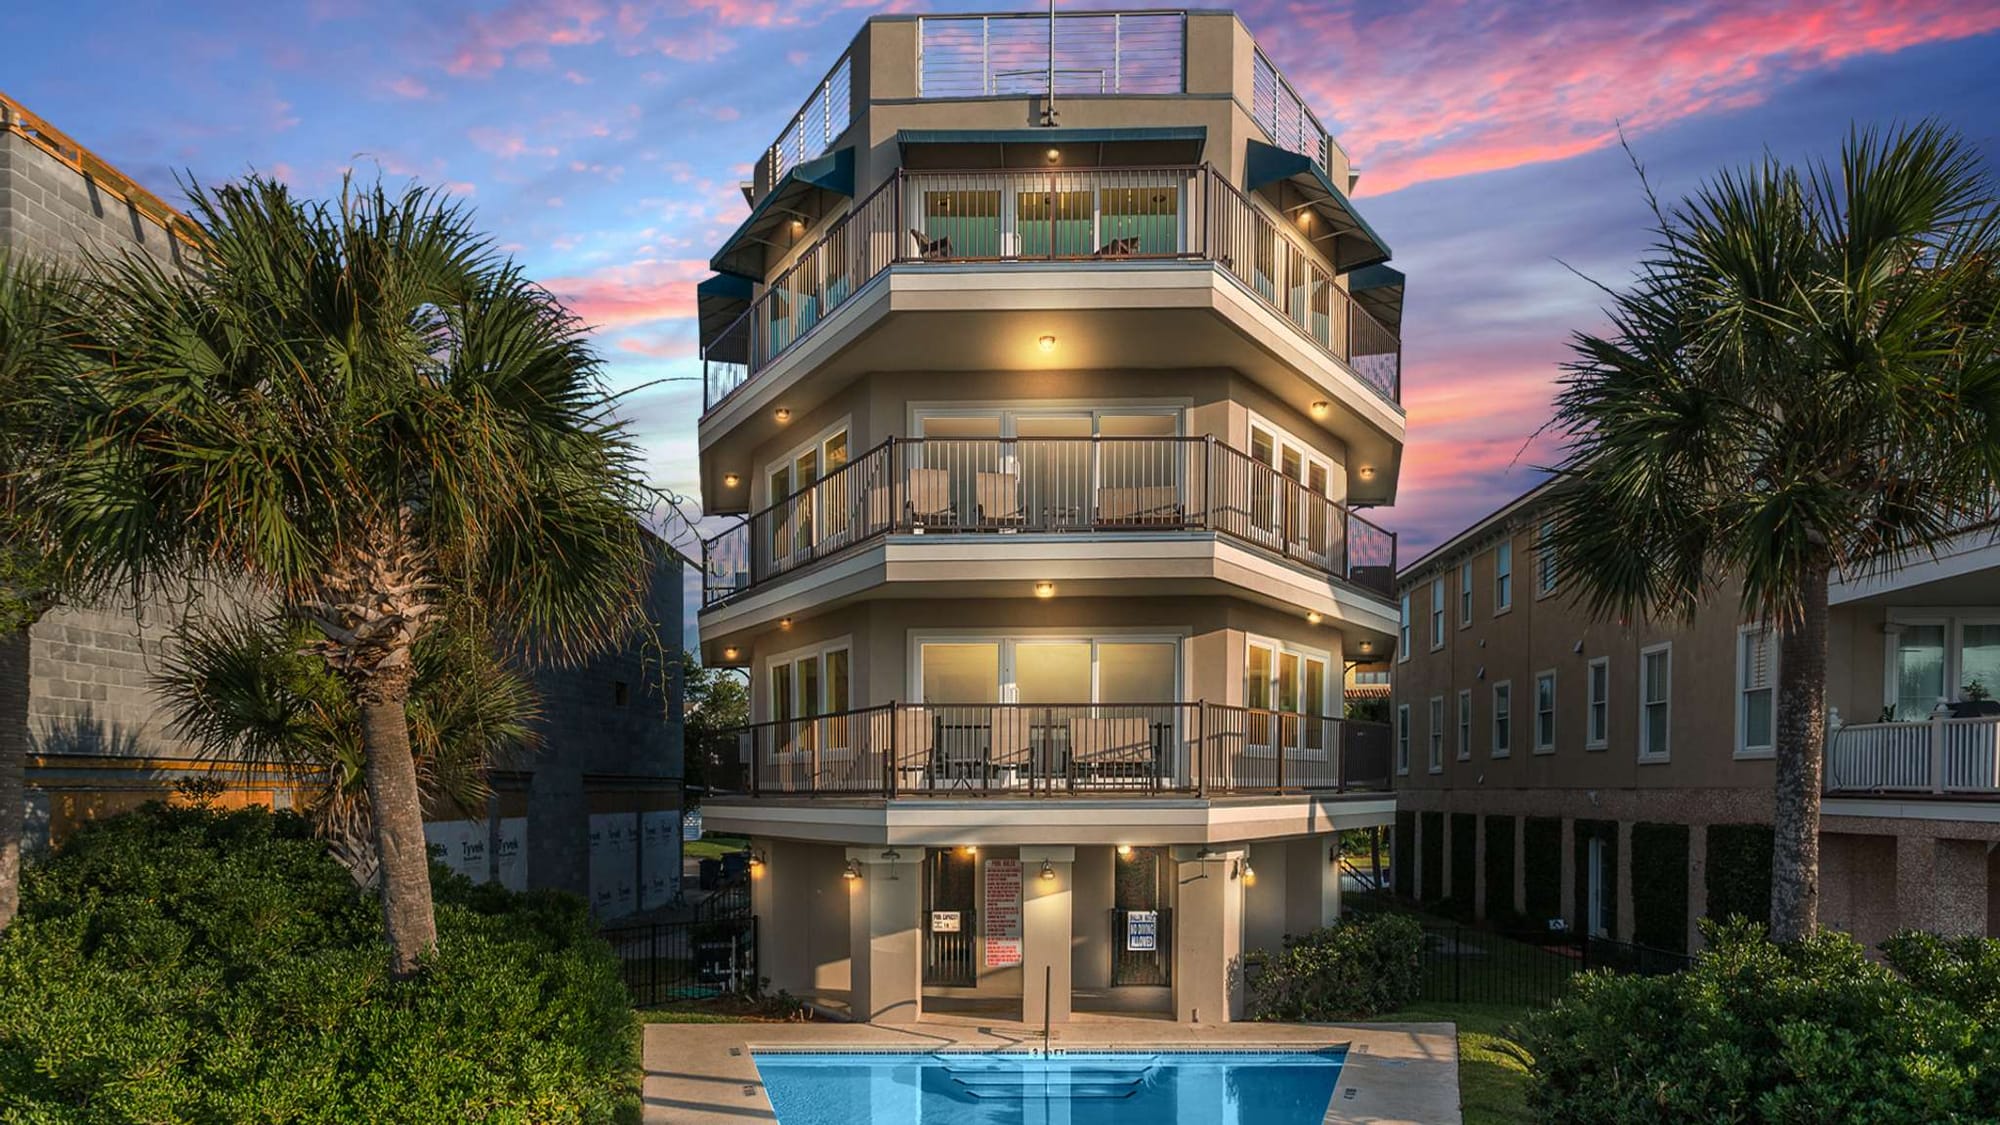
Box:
xmin=1522 ymin=920 xmax=2000 ymax=1123
xmin=1629 ymin=822 xmax=1689 ymax=953
xmin=0 ymin=803 xmax=639 ymax=1123
xmin=1246 ymin=913 xmax=1423 ymax=1021
xmin=1880 ymin=930 xmax=2000 ymax=1021
xmin=1705 ymin=823 xmax=1773 ymax=925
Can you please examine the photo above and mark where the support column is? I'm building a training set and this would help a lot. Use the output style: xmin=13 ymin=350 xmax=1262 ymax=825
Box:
xmin=1686 ymin=825 xmax=1709 ymax=953
xmin=1283 ymin=836 xmax=1341 ymax=936
xmin=1895 ymin=835 xmax=1939 ymax=934
xmin=1021 ymin=846 xmax=1074 ymax=1027
xmin=1911 ymin=837 xmax=1990 ymax=936
xmin=1615 ymin=821 xmax=1636 ymax=943
xmin=846 ymin=846 xmax=922 ymax=1024
xmin=1172 ymin=846 xmax=1246 ymax=1023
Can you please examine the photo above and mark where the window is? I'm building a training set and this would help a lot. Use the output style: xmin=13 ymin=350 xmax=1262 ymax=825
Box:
xmin=1535 ymin=520 xmax=1559 ymax=595
xmin=1427 ymin=696 xmax=1444 ymax=772
xmin=1534 ymin=671 xmax=1556 ymax=752
xmin=1494 ymin=542 xmax=1513 ymax=613
xmin=1736 ymin=625 xmax=1777 ymax=757
xmin=1459 ymin=562 xmax=1473 ymax=625
xmin=765 ymin=423 xmax=852 ymax=562
xmin=767 ymin=639 xmax=854 ymax=755
xmin=1430 ymin=579 xmax=1446 ymax=650
xmin=1585 ymin=657 xmax=1609 ymax=749
xmin=918 ymin=635 xmax=1179 ymax=705
xmin=1398 ymin=592 xmax=1412 ymax=661
xmin=1891 ymin=623 xmax=1947 ymax=720
xmin=1397 ymin=704 xmax=1411 ymax=775
xmin=1491 ymin=681 xmax=1512 ymax=758
xmin=1456 ymin=689 xmax=1472 ymax=761
xmin=1640 ymin=643 xmax=1671 ymax=760
xmin=1247 ymin=638 xmax=1333 ymax=753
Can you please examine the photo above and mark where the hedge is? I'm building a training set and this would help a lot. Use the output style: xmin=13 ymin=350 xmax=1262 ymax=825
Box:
xmin=1419 ymin=811 xmax=1444 ymax=904
xmin=1247 ymin=913 xmax=1424 ymax=1021
xmin=1523 ymin=816 xmax=1563 ymax=922
xmin=1706 ymin=823 xmax=1774 ymax=925
xmin=1571 ymin=819 xmax=1618 ymax=936
xmin=1393 ymin=811 xmax=1415 ymax=899
xmin=1630 ymin=822 xmax=1690 ymax=953
xmin=1483 ymin=815 xmax=1517 ymax=923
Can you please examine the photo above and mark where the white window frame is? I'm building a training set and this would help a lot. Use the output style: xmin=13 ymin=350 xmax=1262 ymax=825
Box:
xmin=1639 ymin=642 xmax=1672 ymax=762
xmin=1396 ymin=703 xmax=1411 ymax=775
xmin=1533 ymin=669 xmax=1557 ymax=753
xmin=1456 ymin=688 xmax=1472 ymax=761
xmin=908 ymin=629 xmax=1186 ymax=705
xmin=1494 ymin=541 xmax=1513 ymax=614
xmin=1244 ymin=634 xmax=1336 ymax=760
xmin=762 ymin=635 xmax=855 ymax=760
xmin=1535 ymin=520 xmax=1559 ymax=597
xmin=1459 ymin=561 xmax=1473 ymax=626
xmin=911 ymin=401 xmax=1186 ymax=439
xmin=1585 ymin=656 xmax=1610 ymax=750
xmin=1878 ymin=609 xmax=2000 ymax=720
xmin=1734 ymin=623 xmax=1778 ymax=759
xmin=1427 ymin=695 xmax=1445 ymax=773
xmin=1430 ymin=578 xmax=1446 ymax=651
xmin=1398 ymin=591 xmax=1412 ymax=661
xmin=1491 ymin=680 xmax=1512 ymax=758
xmin=762 ymin=417 xmax=853 ymax=507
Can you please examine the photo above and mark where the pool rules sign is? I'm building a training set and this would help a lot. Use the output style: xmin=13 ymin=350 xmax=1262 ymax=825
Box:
xmin=983 ymin=859 xmax=1022 ymax=967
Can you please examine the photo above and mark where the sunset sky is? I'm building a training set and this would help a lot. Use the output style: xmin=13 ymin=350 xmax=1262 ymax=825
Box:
xmin=10 ymin=0 xmax=2000 ymax=593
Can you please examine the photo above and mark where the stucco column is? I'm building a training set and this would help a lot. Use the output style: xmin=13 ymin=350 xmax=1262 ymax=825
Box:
xmin=1615 ymin=821 xmax=1636 ymax=943
xmin=1173 ymin=846 xmax=1246 ymax=1023
xmin=1513 ymin=817 xmax=1528 ymax=916
xmin=1686 ymin=825 xmax=1709 ymax=953
xmin=1895 ymin=835 xmax=1939 ymax=934
xmin=1073 ymin=846 xmax=1115 ymax=991
xmin=1243 ymin=841 xmax=1288 ymax=956
xmin=1934 ymin=838 xmax=1989 ymax=936
xmin=1283 ymin=836 xmax=1340 ymax=936
xmin=845 ymin=846 xmax=922 ymax=1024
xmin=1558 ymin=818 xmax=1576 ymax=929
xmin=1021 ymin=846 xmax=1074 ymax=1027
xmin=1473 ymin=816 xmax=1488 ymax=922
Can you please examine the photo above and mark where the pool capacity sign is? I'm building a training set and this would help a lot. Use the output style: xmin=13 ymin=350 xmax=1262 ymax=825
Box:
xmin=983 ymin=859 xmax=1023 ymax=967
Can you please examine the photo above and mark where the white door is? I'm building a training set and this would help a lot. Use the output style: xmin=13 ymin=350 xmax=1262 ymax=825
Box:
xmin=1585 ymin=837 xmax=1608 ymax=938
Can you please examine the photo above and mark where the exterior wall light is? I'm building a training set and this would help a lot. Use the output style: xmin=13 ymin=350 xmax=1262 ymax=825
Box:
xmin=1039 ymin=859 xmax=1057 ymax=882
xmin=748 ymin=849 xmax=765 ymax=871
xmin=1296 ymin=210 xmax=1312 ymax=229
xmin=1306 ymin=611 xmax=1323 ymax=625
xmin=774 ymin=408 xmax=792 ymax=424
xmin=722 ymin=472 xmax=741 ymax=488
xmin=1234 ymin=858 xmax=1255 ymax=884
xmin=1310 ymin=401 xmax=1330 ymax=418
xmin=1034 ymin=581 xmax=1056 ymax=598
xmin=1357 ymin=466 xmax=1377 ymax=480
xmin=1037 ymin=334 xmax=1057 ymax=353
xmin=1045 ymin=147 xmax=1061 ymax=164
xmin=1358 ymin=640 xmax=1373 ymax=653
xmin=843 ymin=860 xmax=862 ymax=881
xmin=1116 ymin=844 xmax=1132 ymax=857
xmin=778 ymin=617 xmax=793 ymax=630
xmin=721 ymin=646 xmax=740 ymax=661
xmin=962 ymin=844 xmax=978 ymax=856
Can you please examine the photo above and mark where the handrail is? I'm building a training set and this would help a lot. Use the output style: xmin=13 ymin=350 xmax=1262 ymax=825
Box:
xmin=699 ymin=163 xmax=1402 ymax=415
xmin=700 ymin=433 xmax=1398 ymax=606
xmin=1826 ymin=713 xmax=2000 ymax=795
xmin=0 ymin=90 xmax=202 ymax=249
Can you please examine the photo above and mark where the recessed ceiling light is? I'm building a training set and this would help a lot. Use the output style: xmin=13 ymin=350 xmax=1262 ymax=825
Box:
xmin=774 ymin=408 xmax=791 ymax=424
xmin=722 ymin=473 xmax=741 ymax=488
xmin=1034 ymin=581 xmax=1056 ymax=598
xmin=1037 ymin=335 xmax=1057 ymax=353
xmin=1310 ymin=401 xmax=1330 ymax=418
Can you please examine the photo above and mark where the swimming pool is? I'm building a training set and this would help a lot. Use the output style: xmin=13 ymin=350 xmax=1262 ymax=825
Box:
xmin=754 ymin=1047 xmax=1347 ymax=1124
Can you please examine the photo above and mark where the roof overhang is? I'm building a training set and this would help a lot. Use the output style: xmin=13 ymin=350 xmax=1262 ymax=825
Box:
xmin=709 ymin=146 xmax=855 ymax=279
xmin=896 ymin=126 xmax=1207 ymax=170
xmin=1244 ymin=139 xmax=1392 ymax=272
xmin=1348 ymin=263 xmax=1404 ymax=333
xmin=697 ymin=273 xmax=754 ymax=350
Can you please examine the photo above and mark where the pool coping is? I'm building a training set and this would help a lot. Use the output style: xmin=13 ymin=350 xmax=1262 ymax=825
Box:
xmin=644 ymin=1020 xmax=1461 ymax=1124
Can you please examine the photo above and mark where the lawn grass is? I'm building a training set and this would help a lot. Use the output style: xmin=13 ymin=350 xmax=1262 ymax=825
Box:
xmin=684 ymin=836 xmax=749 ymax=863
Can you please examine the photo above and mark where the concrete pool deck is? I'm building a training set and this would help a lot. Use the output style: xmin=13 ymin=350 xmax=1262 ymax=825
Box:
xmin=643 ymin=1014 xmax=1462 ymax=1124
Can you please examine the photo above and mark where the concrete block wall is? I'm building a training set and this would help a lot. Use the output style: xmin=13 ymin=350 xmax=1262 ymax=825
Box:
xmin=0 ymin=132 xmax=184 ymax=268
xmin=27 ymin=601 xmax=193 ymax=760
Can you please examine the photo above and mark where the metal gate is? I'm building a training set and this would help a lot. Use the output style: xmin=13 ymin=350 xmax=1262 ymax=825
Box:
xmin=1111 ymin=908 xmax=1171 ymax=986
xmin=926 ymin=909 xmax=978 ymax=986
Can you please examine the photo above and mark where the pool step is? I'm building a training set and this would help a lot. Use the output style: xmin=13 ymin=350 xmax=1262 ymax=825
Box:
xmin=940 ymin=1061 xmax=1159 ymax=1100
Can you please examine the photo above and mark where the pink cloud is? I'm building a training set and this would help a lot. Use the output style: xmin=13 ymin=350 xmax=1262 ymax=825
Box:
xmin=616 ymin=335 xmax=696 ymax=360
xmin=443 ymin=0 xmax=610 ymax=76
xmin=383 ymin=76 xmax=432 ymax=100
xmin=466 ymin=126 xmax=560 ymax=160
xmin=1244 ymin=0 xmax=2000 ymax=196
xmin=546 ymin=259 xmax=710 ymax=330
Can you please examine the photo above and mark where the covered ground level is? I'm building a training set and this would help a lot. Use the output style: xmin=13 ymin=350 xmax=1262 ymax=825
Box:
xmin=710 ymin=792 xmax=1393 ymax=1024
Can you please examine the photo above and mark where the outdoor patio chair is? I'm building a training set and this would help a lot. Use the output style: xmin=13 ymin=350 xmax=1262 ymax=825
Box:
xmin=1095 ymin=484 xmax=1183 ymax=526
xmin=910 ymin=228 xmax=953 ymax=259
xmin=975 ymin=471 xmax=1024 ymax=528
xmin=904 ymin=467 xmax=955 ymax=529
xmin=870 ymin=706 xmax=934 ymax=793
xmin=988 ymin=708 xmax=1035 ymax=787
xmin=1068 ymin=715 xmax=1158 ymax=787
xmin=1094 ymin=236 xmax=1142 ymax=258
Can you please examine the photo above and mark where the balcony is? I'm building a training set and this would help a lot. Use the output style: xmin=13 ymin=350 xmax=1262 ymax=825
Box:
xmin=700 ymin=165 xmax=1402 ymax=418
xmin=1825 ymin=714 xmax=2000 ymax=796
xmin=717 ymin=702 xmax=1393 ymax=798
xmin=700 ymin=435 xmax=1397 ymax=608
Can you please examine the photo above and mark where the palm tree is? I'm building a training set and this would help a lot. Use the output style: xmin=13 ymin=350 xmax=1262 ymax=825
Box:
xmin=1546 ymin=123 xmax=2000 ymax=943
xmin=156 ymin=609 xmax=539 ymax=885
xmin=55 ymin=176 xmax=647 ymax=974
xmin=0 ymin=252 xmax=83 ymax=932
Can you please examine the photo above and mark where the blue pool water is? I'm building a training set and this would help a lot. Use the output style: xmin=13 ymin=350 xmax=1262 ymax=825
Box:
xmin=754 ymin=1048 xmax=1346 ymax=1124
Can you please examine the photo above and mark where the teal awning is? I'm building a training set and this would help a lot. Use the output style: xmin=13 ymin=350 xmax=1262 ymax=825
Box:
xmin=1244 ymin=140 xmax=1392 ymax=272
xmin=709 ymin=146 xmax=855 ymax=280
xmin=897 ymin=127 xmax=1206 ymax=147
xmin=1348 ymin=263 xmax=1404 ymax=332
xmin=697 ymin=273 xmax=754 ymax=350
xmin=896 ymin=126 xmax=1206 ymax=167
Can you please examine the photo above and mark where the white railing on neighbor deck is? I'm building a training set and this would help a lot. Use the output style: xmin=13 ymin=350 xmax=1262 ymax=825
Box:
xmin=1826 ymin=715 xmax=2000 ymax=795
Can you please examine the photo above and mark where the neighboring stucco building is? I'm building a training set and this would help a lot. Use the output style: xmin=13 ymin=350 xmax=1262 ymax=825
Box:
xmin=1392 ymin=480 xmax=2000 ymax=952
xmin=695 ymin=9 xmax=1403 ymax=1024
xmin=1 ymin=91 xmax=686 ymax=920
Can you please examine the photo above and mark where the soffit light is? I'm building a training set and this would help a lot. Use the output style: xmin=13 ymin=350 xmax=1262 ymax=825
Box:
xmin=1037 ymin=334 xmax=1057 ymax=353
xmin=1310 ymin=401 xmax=1330 ymax=418
xmin=774 ymin=407 xmax=792 ymax=424
xmin=1306 ymin=611 xmax=1323 ymax=625
xmin=1034 ymin=581 xmax=1056 ymax=598
xmin=722 ymin=473 xmax=741 ymax=488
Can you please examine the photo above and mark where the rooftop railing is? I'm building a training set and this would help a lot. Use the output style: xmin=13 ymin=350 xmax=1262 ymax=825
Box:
xmin=700 ymin=434 xmax=1397 ymax=607
xmin=1251 ymin=49 xmax=1342 ymax=174
xmin=917 ymin=11 xmax=1187 ymax=97
xmin=1825 ymin=714 xmax=2000 ymax=796
xmin=764 ymin=53 xmax=854 ymax=187
xmin=713 ymin=701 xmax=1394 ymax=798
xmin=701 ymin=164 xmax=1403 ymax=415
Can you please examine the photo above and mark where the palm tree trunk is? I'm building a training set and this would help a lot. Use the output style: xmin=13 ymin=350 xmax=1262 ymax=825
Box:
xmin=0 ymin=625 xmax=28 ymax=931
xmin=358 ymin=674 xmax=437 ymax=977
xmin=1769 ymin=565 xmax=1828 ymax=943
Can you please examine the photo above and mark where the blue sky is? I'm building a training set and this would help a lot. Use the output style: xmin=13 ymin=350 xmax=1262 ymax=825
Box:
xmin=8 ymin=0 xmax=2000 ymax=591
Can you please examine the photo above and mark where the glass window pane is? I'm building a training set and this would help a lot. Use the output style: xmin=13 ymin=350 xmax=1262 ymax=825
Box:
xmin=1015 ymin=642 xmax=1091 ymax=704
xmin=798 ymin=657 xmax=821 ymax=719
xmin=1895 ymin=625 xmax=1945 ymax=719
xmin=1099 ymin=642 xmax=1176 ymax=704
xmin=827 ymin=649 xmax=850 ymax=711
xmin=823 ymin=432 xmax=848 ymax=472
xmin=1246 ymin=645 xmax=1272 ymax=710
xmin=1303 ymin=658 xmax=1327 ymax=717
xmin=921 ymin=643 xmax=1000 ymax=704
xmin=1962 ymin=624 xmax=2000 ymax=700
xmin=772 ymin=663 xmax=794 ymax=723
xmin=919 ymin=414 xmax=1004 ymax=438
xmin=1278 ymin=652 xmax=1301 ymax=712
xmin=1098 ymin=413 xmax=1177 ymax=438
xmin=1016 ymin=414 xmax=1093 ymax=438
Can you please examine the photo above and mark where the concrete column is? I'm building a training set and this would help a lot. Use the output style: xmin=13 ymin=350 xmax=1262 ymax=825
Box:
xmin=1172 ymin=847 xmax=1246 ymax=1023
xmin=845 ymin=846 xmax=923 ymax=1024
xmin=1283 ymin=836 xmax=1341 ymax=935
xmin=1615 ymin=821 xmax=1636 ymax=943
xmin=1513 ymin=817 xmax=1528 ymax=915
xmin=757 ymin=840 xmax=851 ymax=1005
xmin=1073 ymin=846 xmax=1115 ymax=991
xmin=1473 ymin=816 xmax=1488 ymax=922
xmin=1021 ymin=846 xmax=1074 ymax=1027
xmin=1935 ymin=839 xmax=1989 ymax=936
xmin=1686 ymin=825 xmax=1709 ymax=953
xmin=1243 ymin=841 xmax=1289 ymax=956
xmin=1895 ymin=835 xmax=1939 ymax=933
xmin=1558 ymin=818 xmax=1576 ymax=929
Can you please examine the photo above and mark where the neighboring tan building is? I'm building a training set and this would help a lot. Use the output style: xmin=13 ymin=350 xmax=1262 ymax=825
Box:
xmin=695 ymin=9 xmax=1404 ymax=1024
xmin=1 ymin=91 xmax=687 ymax=920
xmin=1393 ymin=481 xmax=2000 ymax=953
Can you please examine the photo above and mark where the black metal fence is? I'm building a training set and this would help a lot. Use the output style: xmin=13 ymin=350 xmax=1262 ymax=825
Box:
xmin=600 ymin=912 xmax=759 ymax=1008
xmin=1414 ymin=924 xmax=1692 ymax=1008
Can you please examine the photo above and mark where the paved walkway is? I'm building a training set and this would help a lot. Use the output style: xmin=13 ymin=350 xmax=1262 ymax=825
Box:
xmin=643 ymin=1014 xmax=1461 ymax=1124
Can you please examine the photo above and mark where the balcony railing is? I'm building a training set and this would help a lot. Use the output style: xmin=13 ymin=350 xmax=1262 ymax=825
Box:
xmin=1825 ymin=715 xmax=2000 ymax=795
xmin=701 ymin=164 xmax=1402 ymax=416
xmin=714 ymin=702 xmax=1393 ymax=798
xmin=700 ymin=435 xmax=1397 ymax=606
xmin=917 ymin=12 xmax=1187 ymax=98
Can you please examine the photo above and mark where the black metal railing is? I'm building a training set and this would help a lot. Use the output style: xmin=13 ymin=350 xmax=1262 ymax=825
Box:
xmin=600 ymin=914 xmax=759 ymax=1009
xmin=925 ymin=912 xmax=978 ymax=987
xmin=701 ymin=164 xmax=1403 ymax=414
xmin=1411 ymin=924 xmax=1693 ymax=1008
xmin=1111 ymin=908 xmax=1172 ymax=986
xmin=700 ymin=435 xmax=1397 ymax=606
xmin=712 ymin=702 xmax=1393 ymax=798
